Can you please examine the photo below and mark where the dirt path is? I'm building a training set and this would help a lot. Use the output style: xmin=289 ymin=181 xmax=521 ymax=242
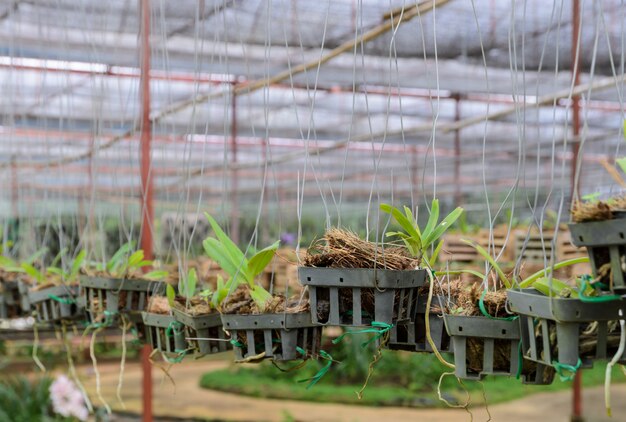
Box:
xmin=78 ymin=359 xmax=626 ymax=421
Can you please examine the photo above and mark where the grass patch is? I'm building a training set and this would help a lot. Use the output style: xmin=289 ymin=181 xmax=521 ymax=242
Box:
xmin=200 ymin=361 xmax=626 ymax=408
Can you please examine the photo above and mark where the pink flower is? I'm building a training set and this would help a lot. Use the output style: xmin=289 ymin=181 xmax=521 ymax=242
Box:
xmin=49 ymin=375 xmax=89 ymax=421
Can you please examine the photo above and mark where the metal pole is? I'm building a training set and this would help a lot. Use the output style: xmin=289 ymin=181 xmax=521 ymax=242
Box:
xmin=139 ymin=0 xmax=153 ymax=421
xmin=571 ymin=1 xmax=583 ymax=420
xmin=230 ymin=91 xmax=239 ymax=244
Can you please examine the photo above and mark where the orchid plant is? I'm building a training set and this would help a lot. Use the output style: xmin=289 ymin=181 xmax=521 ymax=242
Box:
xmin=201 ymin=213 xmax=279 ymax=312
xmin=380 ymin=199 xmax=463 ymax=267
xmin=92 ymin=242 xmax=167 ymax=281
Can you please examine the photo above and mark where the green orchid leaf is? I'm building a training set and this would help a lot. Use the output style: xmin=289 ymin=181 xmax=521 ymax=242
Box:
xmin=423 ymin=207 xmax=463 ymax=249
xmin=616 ymin=157 xmax=626 ymax=175
xmin=185 ymin=268 xmax=198 ymax=300
xmin=249 ymin=284 xmax=273 ymax=312
xmin=204 ymin=213 xmax=248 ymax=273
xmin=380 ymin=203 xmax=421 ymax=241
xmin=519 ymin=256 xmax=589 ymax=288
xmin=25 ymin=247 xmax=48 ymax=265
xmin=248 ymin=240 xmax=280 ymax=278
xmin=460 ymin=239 xmax=511 ymax=288
xmin=532 ymin=277 xmax=578 ymax=299
xmin=46 ymin=267 xmax=63 ymax=276
xmin=107 ymin=242 xmax=133 ymax=272
xmin=427 ymin=239 xmax=444 ymax=267
xmin=142 ymin=270 xmax=168 ymax=281
xmin=21 ymin=262 xmax=44 ymax=283
xmin=51 ymin=247 xmax=68 ymax=268
xmin=69 ymin=250 xmax=86 ymax=282
xmin=166 ymin=284 xmax=176 ymax=308
xmin=422 ymin=199 xmax=440 ymax=240
xmin=0 ymin=256 xmax=17 ymax=268
xmin=128 ymin=250 xmax=145 ymax=267
xmin=403 ymin=206 xmax=421 ymax=237
xmin=434 ymin=269 xmax=486 ymax=279
xmin=582 ymin=192 xmax=601 ymax=203
xmin=203 ymin=238 xmax=249 ymax=284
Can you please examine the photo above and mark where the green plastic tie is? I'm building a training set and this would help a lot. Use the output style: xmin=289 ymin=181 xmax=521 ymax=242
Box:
xmin=578 ymin=278 xmax=621 ymax=303
xmin=165 ymin=320 xmax=184 ymax=338
xmin=552 ymin=358 xmax=582 ymax=382
xmin=47 ymin=294 xmax=76 ymax=305
xmin=87 ymin=310 xmax=117 ymax=329
xmin=331 ymin=321 xmax=393 ymax=348
xmin=479 ymin=290 xmax=517 ymax=321
xmin=296 ymin=349 xmax=333 ymax=389
xmin=230 ymin=339 xmax=244 ymax=348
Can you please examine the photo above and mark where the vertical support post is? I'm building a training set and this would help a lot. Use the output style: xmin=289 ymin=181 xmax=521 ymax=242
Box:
xmin=570 ymin=1 xmax=583 ymax=421
xmin=453 ymin=94 xmax=462 ymax=205
xmin=139 ymin=0 xmax=153 ymax=421
xmin=8 ymin=156 xmax=18 ymax=248
xmin=10 ymin=156 xmax=17 ymax=219
xmin=570 ymin=0 xmax=582 ymax=202
xmin=230 ymin=91 xmax=239 ymax=244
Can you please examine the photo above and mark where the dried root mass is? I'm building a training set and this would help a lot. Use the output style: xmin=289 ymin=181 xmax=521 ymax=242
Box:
xmin=221 ymin=285 xmax=309 ymax=315
xmin=303 ymin=228 xmax=417 ymax=270
xmin=571 ymin=195 xmax=626 ymax=223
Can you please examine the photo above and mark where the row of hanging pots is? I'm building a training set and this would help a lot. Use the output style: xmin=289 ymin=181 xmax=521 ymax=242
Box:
xmin=5 ymin=209 xmax=625 ymax=383
xmin=138 ymin=267 xmax=425 ymax=363
xmin=0 ymin=278 xmax=84 ymax=323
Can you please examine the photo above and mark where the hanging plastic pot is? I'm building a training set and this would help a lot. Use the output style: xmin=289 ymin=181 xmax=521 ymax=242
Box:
xmin=388 ymin=294 xmax=451 ymax=353
xmin=569 ymin=216 xmax=626 ymax=293
xmin=172 ymin=308 xmax=231 ymax=356
xmin=0 ymin=281 xmax=24 ymax=319
xmin=80 ymin=276 xmax=165 ymax=323
xmin=220 ymin=312 xmax=322 ymax=362
xmin=141 ymin=312 xmax=191 ymax=362
xmin=28 ymin=285 xmax=83 ymax=323
xmin=298 ymin=267 xmax=426 ymax=326
xmin=444 ymin=314 xmax=554 ymax=385
xmin=507 ymin=288 xmax=626 ymax=373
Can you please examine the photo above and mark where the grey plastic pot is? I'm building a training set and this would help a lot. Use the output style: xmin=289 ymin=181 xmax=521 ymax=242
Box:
xmin=172 ymin=308 xmax=230 ymax=356
xmin=80 ymin=276 xmax=165 ymax=322
xmin=28 ymin=285 xmax=83 ymax=323
xmin=141 ymin=312 xmax=190 ymax=358
xmin=220 ymin=312 xmax=322 ymax=362
xmin=444 ymin=314 xmax=554 ymax=385
xmin=388 ymin=295 xmax=451 ymax=353
xmin=569 ymin=219 xmax=626 ymax=293
xmin=507 ymin=288 xmax=626 ymax=368
xmin=0 ymin=281 xmax=23 ymax=319
xmin=298 ymin=267 xmax=426 ymax=326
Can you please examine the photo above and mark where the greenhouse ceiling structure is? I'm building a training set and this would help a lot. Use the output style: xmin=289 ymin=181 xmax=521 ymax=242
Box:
xmin=0 ymin=0 xmax=624 ymax=230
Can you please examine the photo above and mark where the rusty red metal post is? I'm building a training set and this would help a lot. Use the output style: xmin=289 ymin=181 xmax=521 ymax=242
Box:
xmin=139 ymin=0 xmax=153 ymax=421
xmin=571 ymin=0 xmax=583 ymax=420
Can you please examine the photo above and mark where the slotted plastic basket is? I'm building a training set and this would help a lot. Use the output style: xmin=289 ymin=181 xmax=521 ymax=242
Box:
xmin=507 ymin=288 xmax=626 ymax=368
xmin=28 ymin=285 xmax=83 ymax=323
xmin=220 ymin=312 xmax=322 ymax=362
xmin=298 ymin=267 xmax=426 ymax=326
xmin=388 ymin=294 xmax=451 ymax=353
xmin=569 ymin=218 xmax=626 ymax=293
xmin=444 ymin=314 xmax=554 ymax=385
xmin=80 ymin=276 xmax=165 ymax=322
xmin=142 ymin=312 xmax=191 ymax=360
xmin=172 ymin=308 xmax=231 ymax=356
